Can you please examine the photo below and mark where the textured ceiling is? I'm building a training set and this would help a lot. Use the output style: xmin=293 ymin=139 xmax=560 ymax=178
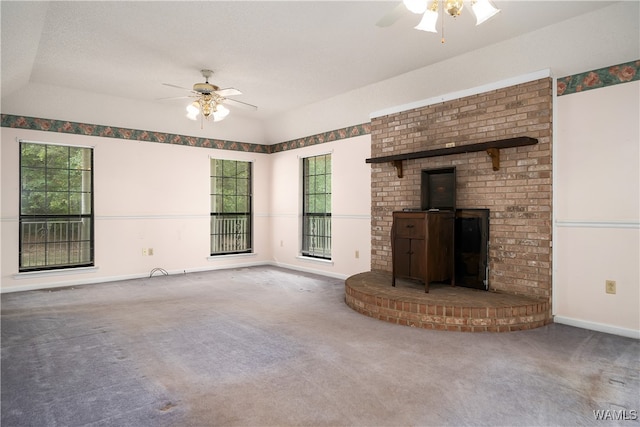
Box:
xmin=1 ymin=1 xmax=617 ymax=123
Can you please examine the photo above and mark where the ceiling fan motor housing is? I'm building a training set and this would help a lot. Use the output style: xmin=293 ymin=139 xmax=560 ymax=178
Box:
xmin=193 ymin=82 xmax=219 ymax=94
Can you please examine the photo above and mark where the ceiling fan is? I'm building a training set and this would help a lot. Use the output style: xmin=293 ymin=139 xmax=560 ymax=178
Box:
xmin=162 ymin=69 xmax=257 ymax=124
xmin=377 ymin=0 xmax=500 ymax=42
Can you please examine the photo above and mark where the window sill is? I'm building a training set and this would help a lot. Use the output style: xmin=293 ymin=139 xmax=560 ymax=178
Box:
xmin=207 ymin=252 xmax=257 ymax=261
xmin=13 ymin=266 xmax=99 ymax=280
xmin=296 ymin=255 xmax=334 ymax=266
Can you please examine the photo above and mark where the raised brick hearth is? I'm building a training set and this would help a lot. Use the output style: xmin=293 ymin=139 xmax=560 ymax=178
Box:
xmin=345 ymin=271 xmax=551 ymax=332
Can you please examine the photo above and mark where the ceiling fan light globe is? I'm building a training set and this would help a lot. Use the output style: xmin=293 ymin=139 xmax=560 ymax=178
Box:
xmin=186 ymin=102 xmax=200 ymax=120
xmin=415 ymin=9 xmax=439 ymax=32
xmin=472 ymin=0 xmax=500 ymax=25
xmin=403 ymin=0 xmax=427 ymax=14
xmin=213 ymin=104 xmax=230 ymax=121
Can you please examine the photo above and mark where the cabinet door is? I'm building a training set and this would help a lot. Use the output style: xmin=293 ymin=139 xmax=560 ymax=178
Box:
xmin=410 ymin=239 xmax=426 ymax=280
xmin=393 ymin=238 xmax=412 ymax=277
xmin=425 ymin=213 xmax=454 ymax=282
xmin=394 ymin=238 xmax=425 ymax=281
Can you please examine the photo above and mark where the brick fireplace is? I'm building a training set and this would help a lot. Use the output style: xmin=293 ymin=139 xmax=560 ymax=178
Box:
xmin=369 ymin=78 xmax=553 ymax=306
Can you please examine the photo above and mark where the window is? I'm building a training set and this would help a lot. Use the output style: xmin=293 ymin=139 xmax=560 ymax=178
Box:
xmin=302 ymin=154 xmax=331 ymax=259
xmin=19 ymin=142 xmax=94 ymax=271
xmin=210 ymin=159 xmax=252 ymax=255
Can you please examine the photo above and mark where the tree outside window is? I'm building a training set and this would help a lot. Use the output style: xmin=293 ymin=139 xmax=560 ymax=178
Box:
xmin=302 ymin=154 xmax=331 ymax=259
xmin=210 ymin=159 xmax=252 ymax=255
xmin=19 ymin=142 xmax=94 ymax=271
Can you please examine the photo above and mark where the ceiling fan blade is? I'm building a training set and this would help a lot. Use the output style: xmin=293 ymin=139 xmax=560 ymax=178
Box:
xmin=162 ymin=83 xmax=192 ymax=91
xmin=376 ymin=3 xmax=406 ymax=27
xmin=156 ymin=95 xmax=194 ymax=101
xmin=215 ymin=87 xmax=242 ymax=97
xmin=222 ymin=98 xmax=257 ymax=111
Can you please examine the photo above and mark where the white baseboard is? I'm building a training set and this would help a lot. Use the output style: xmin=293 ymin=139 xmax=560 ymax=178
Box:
xmin=268 ymin=260 xmax=349 ymax=280
xmin=554 ymin=315 xmax=640 ymax=339
xmin=1 ymin=261 xmax=348 ymax=293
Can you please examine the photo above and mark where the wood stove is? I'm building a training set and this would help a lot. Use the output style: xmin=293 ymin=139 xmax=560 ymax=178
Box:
xmin=455 ymin=209 xmax=489 ymax=290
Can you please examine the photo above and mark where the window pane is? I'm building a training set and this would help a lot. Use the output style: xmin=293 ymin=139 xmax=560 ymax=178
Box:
xmin=222 ymin=160 xmax=236 ymax=176
xmin=21 ymin=144 xmax=46 ymax=167
xmin=75 ymin=241 xmax=92 ymax=264
xmin=47 ymin=192 xmax=69 ymax=215
xmin=237 ymin=196 xmax=249 ymax=212
xmin=69 ymin=147 xmax=89 ymax=170
xmin=211 ymin=158 xmax=220 ymax=175
xmin=80 ymin=192 xmax=92 ymax=215
xmin=20 ymin=217 xmax=93 ymax=269
xmin=74 ymin=194 xmax=87 ymax=215
xmin=47 ymin=169 xmax=69 ymax=192
xmin=237 ymin=179 xmax=249 ymax=196
xmin=69 ymin=170 xmax=83 ymax=189
xmin=237 ymin=162 xmax=248 ymax=178
xmin=317 ymin=195 xmax=327 ymax=213
xmin=315 ymin=175 xmax=325 ymax=193
xmin=21 ymin=192 xmax=46 ymax=215
xmin=22 ymin=167 xmax=46 ymax=191
xmin=223 ymin=196 xmax=236 ymax=213
xmin=46 ymin=146 xmax=69 ymax=169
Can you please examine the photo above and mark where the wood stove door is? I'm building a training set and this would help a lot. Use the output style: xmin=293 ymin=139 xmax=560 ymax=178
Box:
xmin=455 ymin=209 xmax=489 ymax=290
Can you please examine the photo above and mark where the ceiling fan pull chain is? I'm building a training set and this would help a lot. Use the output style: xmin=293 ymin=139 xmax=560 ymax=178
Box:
xmin=441 ymin=0 xmax=446 ymax=43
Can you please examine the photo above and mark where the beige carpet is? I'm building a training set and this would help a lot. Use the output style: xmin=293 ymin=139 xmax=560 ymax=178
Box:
xmin=2 ymin=266 xmax=639 ymax=426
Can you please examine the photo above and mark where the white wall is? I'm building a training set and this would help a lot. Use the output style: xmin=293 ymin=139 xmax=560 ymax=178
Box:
xmin=1 ymin=128 xmax=272 ymax=291
xmin=269 ymin=135 xmax=371 ymax=279
xmin=1 ymin=83 xmax=267 ymax=145
xmin=264 ymin=1 xmax=639 ymax=143
xmin=554 ymin=81 xmax=640 ymax=337
xmin=0 ymin=128 xmax=371 ymax=291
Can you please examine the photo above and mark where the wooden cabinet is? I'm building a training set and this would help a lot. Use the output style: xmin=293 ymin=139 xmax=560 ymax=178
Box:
xmin=391 ymin=211 xmax=454 ymax=293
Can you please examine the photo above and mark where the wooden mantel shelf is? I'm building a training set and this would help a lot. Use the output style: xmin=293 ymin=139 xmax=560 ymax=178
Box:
xmin=365 ymin=136 xmax=538 ymax=177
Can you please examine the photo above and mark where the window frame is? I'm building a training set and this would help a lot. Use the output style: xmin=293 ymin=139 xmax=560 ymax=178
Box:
xmin=301 ymin=153 xmax=332 ymax=260
xmin=18 ymin=141 xmax=95 ymax=272
xmin=210 ymin=159 xmax=253 ymax=256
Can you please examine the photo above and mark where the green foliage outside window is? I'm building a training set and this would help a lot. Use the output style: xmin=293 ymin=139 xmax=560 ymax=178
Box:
xmin=210 ymin=159 xmax=252 ymax=255
xmin=302 ymin=154 xmax=331 ymax=259
xmin=19 ymin=142 xmax=94 ymax=271
xmin=21 ymin=144 xmax=92 ymax=216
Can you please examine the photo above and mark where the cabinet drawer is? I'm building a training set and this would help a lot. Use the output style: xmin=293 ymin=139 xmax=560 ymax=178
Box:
xmin=394 ymin=217 xmax=425 ymax=238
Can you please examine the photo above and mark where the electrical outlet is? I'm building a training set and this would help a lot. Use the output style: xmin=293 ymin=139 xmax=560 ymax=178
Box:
xmin=355 ymin=250 xmax=359 ymax=259
xmin=142 ymin=248 xmax=148 ymax=256
xmin=605 ymin=280 xmax=616 ymax=294
xmin=148 ymin=248 xmax=154 ymax=256
xmin=445 ymin=142 xmax=456 ymax=148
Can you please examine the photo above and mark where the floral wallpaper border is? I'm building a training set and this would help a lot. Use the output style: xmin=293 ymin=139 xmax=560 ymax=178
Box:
xmin=557 ymin=59 xmax=639 ymax=96
xmin=0 ymin=114 xmax=370 ymax=154
xmin=269 ymin=123 xmax=371 ymax=154
xmin=3 ymin=60 xmax=636 ymax=151
xmin=0 ymin=114 xmax=273 ymax=153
